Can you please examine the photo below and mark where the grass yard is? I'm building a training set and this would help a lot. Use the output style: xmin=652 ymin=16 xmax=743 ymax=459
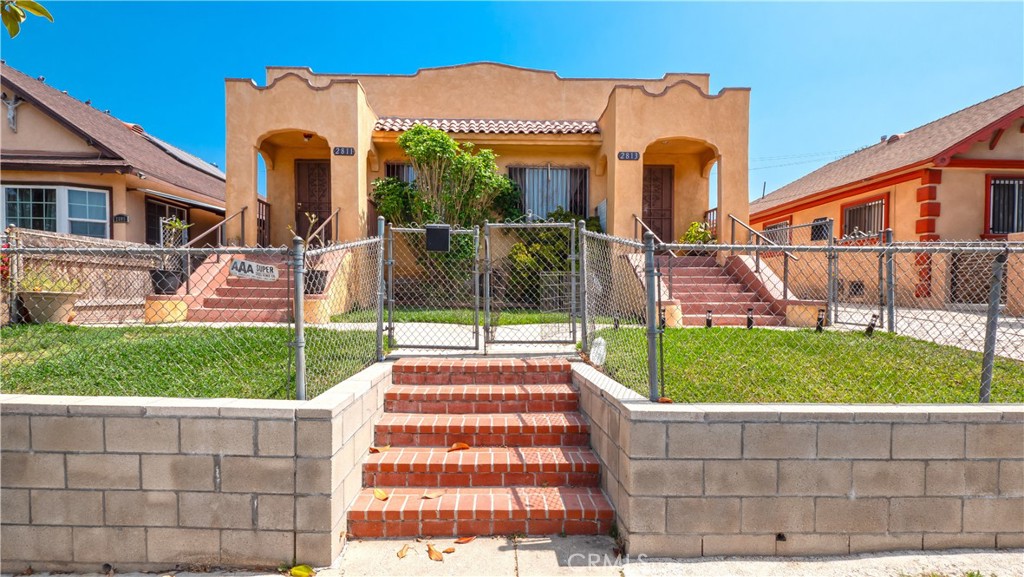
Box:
xmin=331 ymin=307 xmax=570 ymax=326
xmin=1 ymin=323 xmax=378 ymax=399
xmin=594 ymin=327 xmax=1024 ymax=404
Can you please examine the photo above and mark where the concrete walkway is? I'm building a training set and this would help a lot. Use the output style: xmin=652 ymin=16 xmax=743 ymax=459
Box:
xmin=22 ymin=541 xmax=1022 ymax=577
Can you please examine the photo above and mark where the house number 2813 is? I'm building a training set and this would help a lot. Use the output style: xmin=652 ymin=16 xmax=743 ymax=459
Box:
xmin=617 ymin=151 xmax=640 ymax=161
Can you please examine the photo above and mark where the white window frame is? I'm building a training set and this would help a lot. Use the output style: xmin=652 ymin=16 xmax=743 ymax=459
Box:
xmin=1 ymin=183 xmax=110 ymax=239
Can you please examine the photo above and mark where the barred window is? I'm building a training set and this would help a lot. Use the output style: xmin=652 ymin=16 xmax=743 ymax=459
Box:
xmin=385 ymin=162 xmax=416 ymax=184
xmin=507 ymin=166 xmax=588 ymax=218
xmin=990 ymin=177 xmax=1024 ymax=235
xmin=843 ymin=198 xmax=885 ymax=236
xmin=763 ymin=221 xmax=790 ymax=245
xmin=145 ymin=200 xmax=188 ymax=245
xmin=811 ymin=217 xmax=831 ymax=241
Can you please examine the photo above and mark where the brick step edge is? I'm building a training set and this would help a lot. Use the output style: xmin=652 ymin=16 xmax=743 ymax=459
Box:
xmin=386 ymin=399 xmax=579 ymax=413
xmin=375 ymin=431 xmax=590 ymax=447
xmin=364 ymin=470 xmax=599 ymax=488
xmin=392 ymin=358 xmax=571 ymax=374
xmin=394 ymin=372 xmax=571 ymax=385
xmin=349 ymin=517 xmax=611 ymax=538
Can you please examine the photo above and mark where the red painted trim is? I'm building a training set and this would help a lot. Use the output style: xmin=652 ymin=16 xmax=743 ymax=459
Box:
xmin=921 ymin=169 xmax=942 ymax=185
xmin=761 ymin=215 xmax=791 ymax=229
xmin=919 ymin=202 xmax=941 ymax=217
xmin=933 ymin=106 xmax=1024 ymax=165
xmin=916 ymin=185 xmax=937 ymax=202
xmin=989 ymin=128 xmax=1005 ymax=150
xmin=945 ymin=158 xmax=1024 ymax=170
xmin=838 ymin=191 xmax=889 ymax=238
xmin=752 ymin=169 xmax=924 ymax=225
xmin=915 ymin=218 xmax=936 ymax=234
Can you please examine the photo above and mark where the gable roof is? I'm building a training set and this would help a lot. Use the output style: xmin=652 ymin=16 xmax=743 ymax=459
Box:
xmin=751 ymin=86 xmax=1024 ymax=216
xmin=0 ymin=62 xmax=225 ymax=203
xmin=374 ymin=117 xmax=600 ymax=135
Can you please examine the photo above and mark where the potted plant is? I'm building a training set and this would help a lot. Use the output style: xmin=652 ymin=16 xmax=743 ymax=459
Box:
xmin=149 ymin=216 xmax=193 ymax=295
xmin=19 ymin=265 xmax=84 ymax=323
xmin=678 ymin=221 xmax=716 ymax=256
xmin=290 ymin=212 xmax=329 ymax=295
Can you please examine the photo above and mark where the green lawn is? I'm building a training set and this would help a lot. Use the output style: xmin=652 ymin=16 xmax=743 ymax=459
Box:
xmin=594 ymin=327 xmax=1024 ymax=404
xmin=331 ymin=307 xmax=570 ymax=326
xmin=1 ymin=324 xmax=378 ymax=399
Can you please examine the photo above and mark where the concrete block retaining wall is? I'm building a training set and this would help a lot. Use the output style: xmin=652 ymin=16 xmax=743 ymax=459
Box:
xmin=573 ymin=364 xmax=1024 ymax=557
xmin=0 ymin=363 xmax=390 ymax=573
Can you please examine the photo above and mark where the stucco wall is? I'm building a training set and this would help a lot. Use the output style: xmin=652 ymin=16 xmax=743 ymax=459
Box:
xmin=574 ymin=364 xmax=1024 ymax=557
xmin=0 ymin=363 xmax=389 ymax=573
xmin=1 ymin=99 xmax=97 ymax=155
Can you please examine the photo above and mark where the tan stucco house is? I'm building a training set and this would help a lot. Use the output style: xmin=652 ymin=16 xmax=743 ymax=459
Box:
xmin=0 ymin=62 xmax=225 ymax=244
xmin=224 ymin=63 xmax=750 ymax=246
xmin=750 ymin=86 xmax=1024 ymax=243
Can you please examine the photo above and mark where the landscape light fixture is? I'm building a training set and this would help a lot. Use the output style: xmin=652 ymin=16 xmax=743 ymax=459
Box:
xmin=746 ymin=308 xmax=754 ymax=329
xmin=816 ymin=309 xmax=826 ymax=333
xmin=866 ymin=314 xmax=878 ymax=336
xmin=705 ymin=310 xmax=713 ymax=328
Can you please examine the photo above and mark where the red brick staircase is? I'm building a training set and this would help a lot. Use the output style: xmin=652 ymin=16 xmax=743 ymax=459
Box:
xmin=187 ymin=256 xmax=292 ymax=323
xmin=659 ymin=255 xmax=785 ymax=327
xmin=347 ymin=358 xmax=614 ymax=538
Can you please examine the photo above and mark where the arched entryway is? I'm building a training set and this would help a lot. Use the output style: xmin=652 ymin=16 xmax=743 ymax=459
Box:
xmin=256 ymin=129 xmax=331 ymax=247
xmin=642 ymin=137 xmax=719 ymax=242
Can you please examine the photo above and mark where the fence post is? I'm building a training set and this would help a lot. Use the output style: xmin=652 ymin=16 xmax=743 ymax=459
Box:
xmin=473 ymin=225 xmax=481 ymax=352
xmin=387 ymin=223 xmax=395 ymax=348
xmin=979 ymin=249 xmax=1009 ymax=403
xmin=644 ymin=232 xmax=659 ymax=402
xmin=884 ymin=228 xmax=896 ymax=333
xmin=570 ymin=223 xmax=578 ymax=344
xmin=376 ymin=216 xmax=385 ymax=361
xmin=292 ymin=236 xmax=306 ymax=401
xmin=483 ymin=223 xmax=492 ymax=344
xmin=827 ymin=221 xmax=837 ymax=324
xmin=578 ymin=220 xmax=589 ymax=354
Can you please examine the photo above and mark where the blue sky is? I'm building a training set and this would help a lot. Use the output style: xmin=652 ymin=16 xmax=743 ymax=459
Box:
xmin=2 ymin=1 xmax=1022 ymax=200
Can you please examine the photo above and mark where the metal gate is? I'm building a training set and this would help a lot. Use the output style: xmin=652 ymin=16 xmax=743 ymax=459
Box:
xmin=484 ymin=222 xmax=577 ymax=345
xmin=385 ymin=225 xmax=481 ymax=350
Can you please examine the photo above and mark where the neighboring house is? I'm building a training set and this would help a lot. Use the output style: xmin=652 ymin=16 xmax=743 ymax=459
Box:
xmin=0 ymin=61 xmax=225 ymax=245
xmin=750 ymin=86 xmax=1024 ymax=243
xmin=224 ymin=63 xmax=750 ymax=246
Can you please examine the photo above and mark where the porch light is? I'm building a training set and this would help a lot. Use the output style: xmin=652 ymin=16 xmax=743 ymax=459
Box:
xmin=303 ymin=133 xmax=313 ymax=142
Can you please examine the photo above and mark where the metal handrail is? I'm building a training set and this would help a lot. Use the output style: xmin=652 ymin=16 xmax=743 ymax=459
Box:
xmin=632 ymin=214 xmax=678 ymax=257
xmin=183 ymin=206 xmax=247 ymax=249
xmin=306 ymin=208 xmax=340 ymax=247
xmin=727 ymin=214 xmax=800 ymax=262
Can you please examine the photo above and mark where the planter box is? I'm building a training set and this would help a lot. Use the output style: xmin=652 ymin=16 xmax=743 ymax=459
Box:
xmin=20 ymin=290 xmax=81 ymax=323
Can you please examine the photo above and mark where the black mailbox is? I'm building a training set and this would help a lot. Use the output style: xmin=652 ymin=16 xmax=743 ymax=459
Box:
xmin=425 ymin=224 xmax=451 ymax=252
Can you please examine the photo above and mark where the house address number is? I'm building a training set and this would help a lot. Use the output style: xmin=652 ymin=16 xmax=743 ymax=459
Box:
xmin=333 ymin=147 xmax=355 ymax=156
xmin=617 ymin=151 xmax=640 ymax=161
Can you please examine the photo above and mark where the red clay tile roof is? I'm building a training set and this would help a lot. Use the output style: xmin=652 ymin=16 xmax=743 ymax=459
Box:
xmin=375 ymin=117 xmax=600 ymax=135
xmin=0 ymin=62 xmax=225 ymax=203
xmin=751 ymin=86 xmax=1024 ymax=216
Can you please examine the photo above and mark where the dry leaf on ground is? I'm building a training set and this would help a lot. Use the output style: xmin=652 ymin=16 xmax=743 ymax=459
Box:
xmin=658 ymin=397 xmax=673 ymax=403
xmin=427 ymin=543 xmax=444 ymax=562
xmin=368 ymin=445 xmax=390 ymax=454
xmin=447 ymin=442 xmax=470 ymax=452
xmin=422 ymin=490 xmax=445 ymax=499
xmin=289 ymin=565 xmax=316 ymax=577
xmin=373 ymin=488 xmax=389 ymax=501
xmin=443 ymin=547 xmax=456 ymax=554
xmin=396 ymin=544 xmax=411 ymax=559
xmin=454 ymin=536 xmax=476 ymax=544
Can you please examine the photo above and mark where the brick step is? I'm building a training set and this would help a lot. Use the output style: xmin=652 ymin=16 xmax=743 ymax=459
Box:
xmin=203 ymin=296 xmax=291 ymax=309
xmin=656 ymin=256 xmax=717 ymax=267
xmin=347 ymin=487 xmax=613 ymax=538
xmin=665 ymin=267 xmax=729 ymax=277
xmin=392 ymin=358 xmax=571 ymax=385
xmin=187 ymin=308 xmax=290 ymax=323
xmin=670 ymin=284 xmax=747 ymax=295
xmin=363 ymin=447 xmax=599 ymax=487
xmin=224 ymin=277 xmax=293 ymax=289
xmin=215 ymin=286 xmax=291 ymax=298
xmin=667 ymin=275 xmax=736 ymax=285
xmin=676 ymin=314 xmax=785 ymax=327
xmin=675 ymin=302 xmax=775 ymax=315
xmin=385 ymin=384 xmax=578 ymax=413
xmin=671 ymin=291 xmax=759 ymax=303
xmin=374 ymin=413 xmax=589 ymax=447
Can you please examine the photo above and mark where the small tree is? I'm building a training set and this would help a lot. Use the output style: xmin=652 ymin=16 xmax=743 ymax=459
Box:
xmin=372 ymin=125 xmax=514 ymax=227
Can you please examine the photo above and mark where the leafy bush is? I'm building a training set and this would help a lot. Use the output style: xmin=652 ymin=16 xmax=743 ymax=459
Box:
xmin=678 ymin=221 xmax=715 ymax=245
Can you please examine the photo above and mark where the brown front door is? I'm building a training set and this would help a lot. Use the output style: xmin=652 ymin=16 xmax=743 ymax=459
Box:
xmin=295 ymin=159 xmax=332 ymax=243
xmin=642 ymin=165 xmax=674 ymax=242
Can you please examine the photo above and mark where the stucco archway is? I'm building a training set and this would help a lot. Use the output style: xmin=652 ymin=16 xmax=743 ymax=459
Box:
xmin=642 ymin=137 xmax=720 ymax=242
xmin=255 ymin=129 xmax=332 ymax=246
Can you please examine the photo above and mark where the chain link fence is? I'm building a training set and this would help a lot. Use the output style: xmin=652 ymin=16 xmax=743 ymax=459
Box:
xmin=580 ymin=226 xmax=1024 ymax=404
xmin=484 ymin=222 xmax=577 ymax=345
xmin=1 ymin=227 xmax=382 ymax=400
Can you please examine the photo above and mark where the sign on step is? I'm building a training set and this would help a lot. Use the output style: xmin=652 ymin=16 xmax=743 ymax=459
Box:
xmin=230 ymin=259 xmax=279 ymax=282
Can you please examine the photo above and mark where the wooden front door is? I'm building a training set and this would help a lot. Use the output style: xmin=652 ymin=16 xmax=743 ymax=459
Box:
xmin=642 ymin=165 xmax=674 ymax=242
xmin=295 ymin=159 xmax=332 ymax=243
